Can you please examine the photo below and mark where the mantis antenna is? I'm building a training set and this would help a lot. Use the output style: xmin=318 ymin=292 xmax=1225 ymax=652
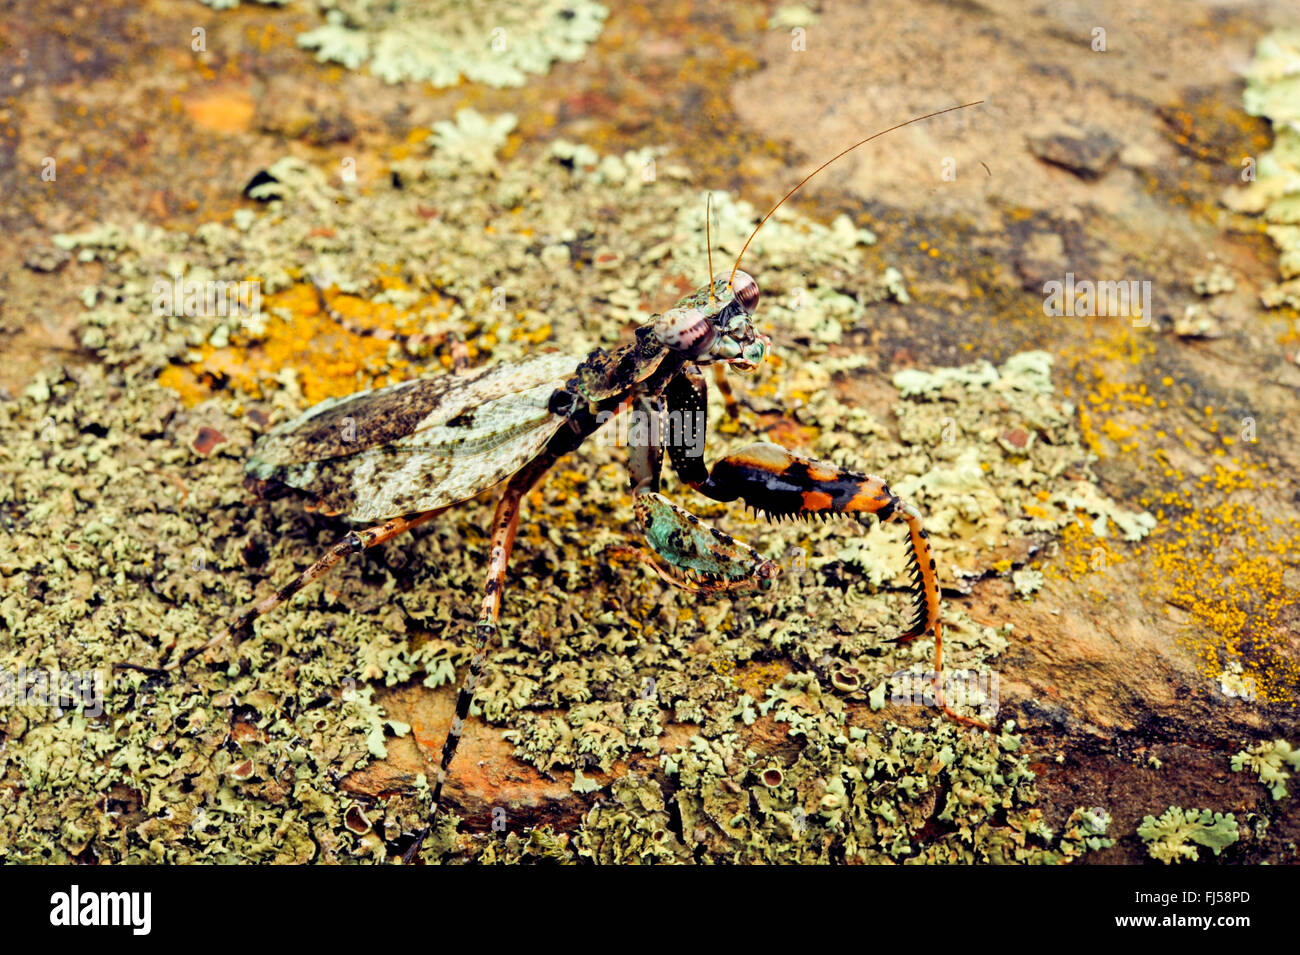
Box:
xmin=706 ymin=191 xmax=716 ymax=306
xmin=728 ymin=100 xmax=985 ymax=291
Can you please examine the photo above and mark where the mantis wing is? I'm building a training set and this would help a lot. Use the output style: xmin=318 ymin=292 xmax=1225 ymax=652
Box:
xmin=246 ymin=351 xmax=582 ymax=522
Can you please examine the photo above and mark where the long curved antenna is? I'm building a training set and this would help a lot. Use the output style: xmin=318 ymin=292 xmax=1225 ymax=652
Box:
xmin=706 ymin=191 xmax=716 ymax=306
xmin=728 ymin=101 xmax=984 ymax=289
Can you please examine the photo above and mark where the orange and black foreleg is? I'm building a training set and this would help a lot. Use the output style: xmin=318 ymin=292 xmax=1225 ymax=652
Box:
xmin=683 ymin=442 xmax=980 ymax=726
xmin=663 ymin=369 xmax=980 ymax=725
xmin=676 ymin=440 xmax=940 ymax=637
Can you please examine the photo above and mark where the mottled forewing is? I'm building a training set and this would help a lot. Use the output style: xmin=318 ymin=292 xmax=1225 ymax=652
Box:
xmin=247 ymin=352 xmax=581 ymax=522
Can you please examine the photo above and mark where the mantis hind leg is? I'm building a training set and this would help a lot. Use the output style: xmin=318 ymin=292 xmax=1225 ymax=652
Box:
xmin=114 ymin=509 xmax=447 ymax=675
xmin=405 ymin=450 xmax=556 ymax=861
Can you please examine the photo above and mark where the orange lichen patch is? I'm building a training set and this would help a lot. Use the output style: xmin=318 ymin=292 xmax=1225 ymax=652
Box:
xmin=1275 ymin=310 xmax=1300 ymax=347
xmin=1141 ymin=92 xmax=1272 ymax=223
xmin=710 ymin=656 xmax=736 ymax=678
xmin=1054 ymin=317 xmax=1298 ymax=700
xmin=157 ymin=280 xmax=454 ymax=407
xmin=243 ymin=18 xmax=300 ymax=54
xmin=158 ymin=364 xmax=215 ymax=407
xmin=1138 ymin=465 xmax=1300 ymax=705
xmin=1061 ymin=326 xmax=1156 ymax=459
xmin=525 ymin=467 xmax=594 ymax=526
xmin=1055 ymin=324 xmax=1159 ymax=462
xmin=1045 ymin=519 xmax=1125 ymax=582
xmin=732 ymin=660 xmax=790 ymax=700
xmin=511 ymin=321 xmax=553 ymax=345
xmin=761 ymin=417 xmax=817 ymax=448
xmin=183 ymin=88 xmax=256 ymax=134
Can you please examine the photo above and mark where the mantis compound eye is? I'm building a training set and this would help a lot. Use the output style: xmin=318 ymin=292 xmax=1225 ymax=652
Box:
xmin=654 ymin=305 xmax=717 ymax=355
xmin=730 ymin=270 xmax=760 ymax=314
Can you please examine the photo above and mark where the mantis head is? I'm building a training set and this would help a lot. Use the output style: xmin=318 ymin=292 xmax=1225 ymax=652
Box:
xmin=652 ymin=270 xmax=769 ymax=372
xmin=651 ymin=101 xmax=983 ymax=377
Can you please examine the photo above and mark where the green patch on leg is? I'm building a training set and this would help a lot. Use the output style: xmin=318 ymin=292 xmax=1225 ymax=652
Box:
xmin=635 ymin=492 xmax=775 ymax=587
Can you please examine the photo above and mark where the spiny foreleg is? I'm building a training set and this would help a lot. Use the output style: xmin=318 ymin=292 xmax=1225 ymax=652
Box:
xmin=675 ymin=438 xmax=982 ymax=727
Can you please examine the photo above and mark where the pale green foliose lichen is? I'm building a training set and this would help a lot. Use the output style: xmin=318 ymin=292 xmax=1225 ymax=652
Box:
xmin=1012 ymin=567 xmax=1043 ymax=597
xmin=196 ymin=0 xmax=607 ymax=87
xmin=769 ymin=5 xmax=819 ymax=30
xmin=1230 ymin=739 xmax=1299 ymax=801
xmin=297 ymin=0 xmax=609 ymax=87
xmin=427 ymin=109 xmax=519 ymax=175
xmin=1224 ymin=29 xmax=1300 ymax=308
xmin=1217 ymin=660 xmax=1259 ymax=701
xmin=599 ymin=704 xmax=1117 ymax=864
xmin=1137 ymin=807 xmax=1239 ymax=864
